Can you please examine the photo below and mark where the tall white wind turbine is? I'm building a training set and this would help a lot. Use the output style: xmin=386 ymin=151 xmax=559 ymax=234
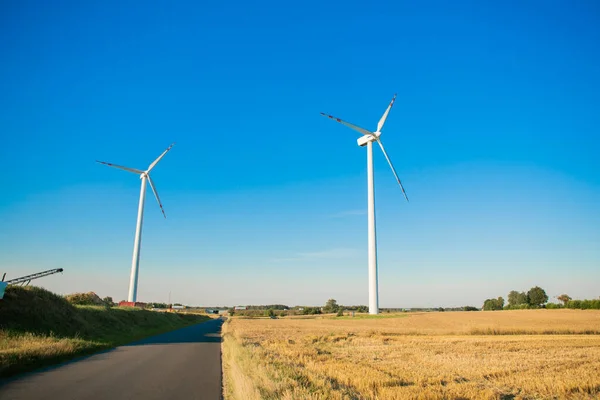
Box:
xmin=97 ymin=143 xmax=175 ymax=303
xmin=321 ymin=95 xmax=408 ymax=315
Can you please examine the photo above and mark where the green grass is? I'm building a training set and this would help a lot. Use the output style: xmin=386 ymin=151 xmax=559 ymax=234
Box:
xmin=0 ymin=286 xmax=210 ymax=378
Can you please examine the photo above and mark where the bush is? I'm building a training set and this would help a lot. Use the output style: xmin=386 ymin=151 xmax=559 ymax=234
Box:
xmin=504 ymin=303 xmax=531 ymax=310
xmin=302 ymin=307 xmax=322 ymax=315
xmin=65 ymin=292 xmax=105 ymax=306
xmin=544 ymin=299 xmax=600 ymax=310
xmin=567 ymin=300 xmax=582 ymax=309
xmin=545 ymin=303 xmax=562 ymax=309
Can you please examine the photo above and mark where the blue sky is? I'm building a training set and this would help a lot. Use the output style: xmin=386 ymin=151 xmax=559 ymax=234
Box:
xmin=1 ymin=1 xmax=599 ymax=307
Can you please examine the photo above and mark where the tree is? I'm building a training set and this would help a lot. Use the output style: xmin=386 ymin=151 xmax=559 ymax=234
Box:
xmin=323 ymin=298 xmax=340 ymax=314
xmin=507 ymin=291 xmax=520 ymax=307
xmin=497 ymin=297 xmax=505 ymax=309
xmin=336 ymin=308 xmax=344 ymax=317
xmin=356 ymin=305 xmax=368 ymax=313
xmin=507 ymin=291 xmax=528 ymax=308
xmin=102 ymin=296 xmax=114 ymax=307
xmin=266 ymin=308 xmax=275 ymax=317
xmin=557 ymin=294 xmax=571 ymax=306
xmin=516 ymin=292 xmax=529 ymax=306
xmin=527 ymin=286 xmax=548 ymax=307
xmin=483 ymin=297 xmax=504 ymax=311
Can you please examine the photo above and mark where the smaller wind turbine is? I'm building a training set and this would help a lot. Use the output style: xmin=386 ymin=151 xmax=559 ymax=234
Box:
xmin=97 ymin=143 xmax=175 ymax=303
xmin=321 ymin=94 xmax=408 ymax=315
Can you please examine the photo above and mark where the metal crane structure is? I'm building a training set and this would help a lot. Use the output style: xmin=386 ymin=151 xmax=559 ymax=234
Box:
xmin=1 ymin=268 xmax=64 ymax=286
xmin=0 ymin=268 xmax=64 ymax=300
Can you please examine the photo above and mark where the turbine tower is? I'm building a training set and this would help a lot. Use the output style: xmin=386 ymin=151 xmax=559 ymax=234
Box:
xmin=321 ymin=95 xmax=408 ymax=314
xmin=97 ymin=143 xmax=175 ymax=302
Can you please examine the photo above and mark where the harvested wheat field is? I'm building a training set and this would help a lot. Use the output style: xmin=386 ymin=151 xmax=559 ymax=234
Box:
xmin=222 ymin=310 xmax=600 ymax=400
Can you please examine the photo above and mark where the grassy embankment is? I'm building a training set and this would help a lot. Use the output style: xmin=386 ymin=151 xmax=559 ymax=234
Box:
xmin=222 ymin=310 xmax=600 ymax=400
xmin=0 ymin=286 xmax=210 ymax=378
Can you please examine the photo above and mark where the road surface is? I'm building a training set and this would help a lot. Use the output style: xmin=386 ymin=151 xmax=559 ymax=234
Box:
xmin=0 ymin=317 xmax=224 ymax=400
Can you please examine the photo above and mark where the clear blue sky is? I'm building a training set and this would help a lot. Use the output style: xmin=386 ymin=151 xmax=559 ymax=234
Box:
xmin=1 ymin=1 xmax=598 ymax=307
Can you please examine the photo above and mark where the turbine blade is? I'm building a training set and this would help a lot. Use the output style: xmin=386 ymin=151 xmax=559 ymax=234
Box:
xmin=377 ymin=94 xmax=397 ymax=133
xmin=147 ymin=175 xmax=166 ymax=218
xmin=376 ymin=139 xmax=409 ymax=202
xmin=147 ymin=142 xmax=175 ymax=173
xmin=96 ymin=161 xmax=143 ymax=175
xmin=320 ymin=113 xmax=374 ymax=137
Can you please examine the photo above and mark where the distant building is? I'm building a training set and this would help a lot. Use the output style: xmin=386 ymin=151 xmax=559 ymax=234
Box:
xmin=234 ymin=306 xmax=247 ymax=310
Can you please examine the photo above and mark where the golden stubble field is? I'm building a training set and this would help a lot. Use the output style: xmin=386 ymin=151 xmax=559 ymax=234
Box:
xmin=222 ymin=310 xmax=600 ymax=400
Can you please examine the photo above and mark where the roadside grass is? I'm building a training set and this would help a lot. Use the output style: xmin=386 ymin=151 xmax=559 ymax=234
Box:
xmin=222 ymin=310 xmax=600 ymax=399
xmin=0 ymin=286 xmax=210 ymax=378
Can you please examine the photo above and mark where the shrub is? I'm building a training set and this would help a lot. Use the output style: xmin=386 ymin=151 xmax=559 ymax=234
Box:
xmin=302 ymin=307 xmax=322 ymax=315
xmin=65 ymin=292 xmax=105 ymax=306
xmin=567 ymin=300 xmax=582 ymax=309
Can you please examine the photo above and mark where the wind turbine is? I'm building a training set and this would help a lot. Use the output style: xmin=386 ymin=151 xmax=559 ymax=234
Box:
xmin=97 ymin=143 xmax=175 ymax=303
xmin=321 ymin=94 xmax=408 ymax=315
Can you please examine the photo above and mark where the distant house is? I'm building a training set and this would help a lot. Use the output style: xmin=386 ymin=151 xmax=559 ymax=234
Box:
xmin=234 ymin=306 xmax=247 ymax=310
xmin=172 ymin=305 xmax=184 ymax=309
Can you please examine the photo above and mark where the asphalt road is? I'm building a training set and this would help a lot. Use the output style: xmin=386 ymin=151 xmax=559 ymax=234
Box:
xmin=0 ymin=317 xmax=224 ymax=400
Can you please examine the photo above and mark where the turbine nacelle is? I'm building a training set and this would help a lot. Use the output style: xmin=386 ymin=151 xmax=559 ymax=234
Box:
xmin=357 ymin=134 xmax=377 ymax=147
xmin=357 ymin=131 xmax=381 ymax=147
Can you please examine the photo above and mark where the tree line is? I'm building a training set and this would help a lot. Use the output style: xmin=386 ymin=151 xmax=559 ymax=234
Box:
xmin=228 ymin=299 xmax=370 ymax=317
xmin=483 ymin=286 xmax=600 ymax=310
